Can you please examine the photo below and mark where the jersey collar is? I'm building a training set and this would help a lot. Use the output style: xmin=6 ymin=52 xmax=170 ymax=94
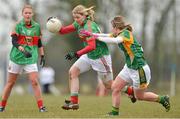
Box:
xmin=21 ymin=19 xmax=36 ymax=27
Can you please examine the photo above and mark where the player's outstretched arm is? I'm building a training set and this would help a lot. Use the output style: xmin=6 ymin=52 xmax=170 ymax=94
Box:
xmin=59 ymin=24 xmax=76 ymax=34
xmin=80 ymin=29 xmax=111 ymax=38
xmin=98 ymin=36 xmax=123 ymax=44
xmin=93 ymin=33 xmax=112 ymax=37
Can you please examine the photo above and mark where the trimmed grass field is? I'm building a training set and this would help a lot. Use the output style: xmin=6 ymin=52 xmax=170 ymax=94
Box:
xmin=0 ymin=94 xmax=179 ymax=118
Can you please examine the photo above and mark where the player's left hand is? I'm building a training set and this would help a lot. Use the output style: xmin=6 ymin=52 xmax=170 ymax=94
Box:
xmin=80 ymin=29 xmax=92 ymax=37
xmin=40 ymin=55 xmax=45 ymax=67
xmin=80 ymin=30 xmax=98 ymax=39
xmin=65 ymin=52 xmax=79 ymax=60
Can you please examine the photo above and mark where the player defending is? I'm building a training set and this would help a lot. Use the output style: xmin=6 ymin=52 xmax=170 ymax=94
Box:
xmin=0 ymin=4 xmax=46 ymax=112
xmin=80 ymin=15 xmax=170 ymax=115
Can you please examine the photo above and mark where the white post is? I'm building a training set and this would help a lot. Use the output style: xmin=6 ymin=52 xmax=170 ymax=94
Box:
xmin=170 ymin=66 xmax=176 ymax=97
xmin=0 ymin=69 xmax=4 ymax=94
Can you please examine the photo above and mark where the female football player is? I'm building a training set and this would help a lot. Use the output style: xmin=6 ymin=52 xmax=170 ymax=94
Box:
xmin=80 ymin=15 xmax=170 ymax=115
xmin=52 ymin=5 xmax=113 ymax=110
xmin=0 ymin=4 xmax=46 ymax=112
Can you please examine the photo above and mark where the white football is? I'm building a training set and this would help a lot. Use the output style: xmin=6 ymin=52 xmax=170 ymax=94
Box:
xmin=46 ymin=17 xmax=62 ymax=33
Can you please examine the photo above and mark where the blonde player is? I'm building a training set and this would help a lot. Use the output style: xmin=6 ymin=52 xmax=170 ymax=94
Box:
xmin=52 ymin=5 xmax=113 ymax=110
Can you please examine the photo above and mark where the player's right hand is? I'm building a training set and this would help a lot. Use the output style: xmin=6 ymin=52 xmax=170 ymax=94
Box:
xmin=65 ymin=51 xmax=79 ymax=61
xmin=22 ymin=50 xmax=32 ymax=58
xmin=40 ymin=55 xmax=45 ymax=67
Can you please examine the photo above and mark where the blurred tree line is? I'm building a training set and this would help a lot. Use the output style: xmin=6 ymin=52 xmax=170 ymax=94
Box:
xmin=0 ymin=0 xmax=179 ymax=93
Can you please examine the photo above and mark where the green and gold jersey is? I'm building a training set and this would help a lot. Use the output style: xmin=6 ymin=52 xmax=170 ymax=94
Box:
xmin=10 ymin=19 xmax=41 ymax=65
xmin=73 ymin=18 xmax=109 ymax=60
xmin=118 ymin=29 xmax=146 ymax=70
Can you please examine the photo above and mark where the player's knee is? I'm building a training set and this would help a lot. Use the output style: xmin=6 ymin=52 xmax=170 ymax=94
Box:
xmin=7 ymin=80 xmax=16 ymax=88
xmin=31 ymin=79 xmax=38 ymax=87
xmin=104 ymin=80 xmax=112 ymax=89
xmin=69 ymin=70 xmax=77 ymax=79
xmin=69 ymin=67 xmax=80 ymax=79
xmin=111 ymin=83 xmax=120 ymax=92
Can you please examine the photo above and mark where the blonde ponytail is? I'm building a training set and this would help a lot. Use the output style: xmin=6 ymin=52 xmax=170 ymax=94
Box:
xmin=84 ymin=6 xmax=95 ymax=21
xmin=72 ymin=5 xmax=95 ymax=21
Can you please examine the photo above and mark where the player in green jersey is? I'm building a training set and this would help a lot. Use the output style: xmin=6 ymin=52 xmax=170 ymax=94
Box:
xmin=53 ymin=5 xmax=113 ymax=110
xmin=0 ymin=4 xmax=46 ymax=112
xmin=80 ymin=15 xmax=170 ymax=115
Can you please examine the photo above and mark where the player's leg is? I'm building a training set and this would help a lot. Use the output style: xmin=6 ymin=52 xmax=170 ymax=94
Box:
xmin=63 ymin=65 xmax=80 ymax=110
xmin=0 ymin=73 xmax=18 ymax=112
xmin=133 ymin=64 xmax=170 ymax=112
xmin=108 ymin=64 xmax=130 ymax=116
xmin=134 ymin=88 xmax=170 ymax=112
xmin=96 ymin=78 xmax=108 ymax=96
xmin=28 ymin=71 xmax=46 ymax=112
xmin=108 ymin=76 xmax=128 ymax=116
xmin=62 ymin=54 xmax=91 ymax=110
xmin=0 ymin=61 xmax=21 ymax=112
xmin=26 ymin=64 xmax=47 ymax=112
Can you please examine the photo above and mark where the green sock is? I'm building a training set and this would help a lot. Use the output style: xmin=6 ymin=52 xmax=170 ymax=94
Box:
xmin=158 ymin=95 xmax=165 ymax=104
xmin=111 ymin=106 xmax=119 ymax=115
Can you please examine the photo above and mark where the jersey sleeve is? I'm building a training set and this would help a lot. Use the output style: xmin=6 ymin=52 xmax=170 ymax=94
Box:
xmin=93 ymin=33 xmax=112 ymax=37
xmin=59 ymin=24 xmax=76 ymax=34
xmin=98 ymin=36 xmax=123 ymax=44
xmin=76 ymin=37 xmax=96 ymax=57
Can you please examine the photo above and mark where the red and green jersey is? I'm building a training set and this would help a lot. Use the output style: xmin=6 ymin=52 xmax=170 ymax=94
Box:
xmin=118 ymin=29 xmax=146 ymax=70
xmin=73 ymin=18 xmax=109 ymax=60
xmin=10 ymin=19 xmax=41 ymax=65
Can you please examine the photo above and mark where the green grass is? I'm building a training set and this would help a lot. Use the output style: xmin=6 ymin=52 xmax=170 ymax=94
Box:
xmin=0 ymin=94 xmax=180 ymax=118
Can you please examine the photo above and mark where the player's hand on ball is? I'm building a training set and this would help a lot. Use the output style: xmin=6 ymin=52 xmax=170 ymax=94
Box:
xmin=22 ymin=50 xmax=32 ymax=58
xmin=65 ymin=52 xmax=79 ymax=60
xmin=40 ymin=55 xmax=45 ymax=67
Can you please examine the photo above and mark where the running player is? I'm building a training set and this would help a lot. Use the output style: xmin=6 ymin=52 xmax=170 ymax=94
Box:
xmin=51 ymin=5 xmax=113 ymax=110
xmin=80 ymin=15 xmax=170 ymax=115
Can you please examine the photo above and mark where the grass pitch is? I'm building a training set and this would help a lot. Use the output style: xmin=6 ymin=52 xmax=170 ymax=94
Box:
xmin=0 ymin=94 xmax=179 ymax=118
